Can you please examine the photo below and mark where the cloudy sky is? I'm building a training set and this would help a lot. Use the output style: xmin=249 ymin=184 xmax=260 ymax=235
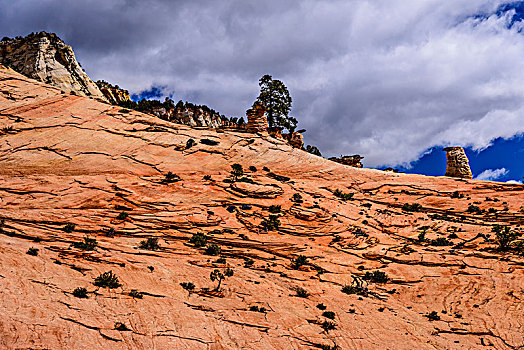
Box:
xmin=1 ymin=0 xmax=523 ymax=182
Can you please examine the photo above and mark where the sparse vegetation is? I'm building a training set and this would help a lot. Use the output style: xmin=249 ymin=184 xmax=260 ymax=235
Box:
xmin=203 ymin=175 xmax=212 ymax=181
xmin=291 ymin=255 xmax=308 ymax=269
xmin=162 ymin=171 xmax=180 ymax=183
xmin=450 ymin=191 xmax=464 ymax=199
xmin=333 ymin=189 xmax=354 ymax=201
xmin=249 ymin=166 xmax=257 ymax=172
xmin=430 ymin=237 xmax=452 ymax=246
xmin=268 ymin=205 xmax=281 ymax=213
xmin=180 ymin=282 xmax=195 ymax=291
xmin=210 ymin=267 xmax=233 ymax=291
xmin=492 ymin=225 xmax=522 ymax=252
xmin=230 ymin=163 xmax=244 ymax=181
xmin=294 ymin=286 xmax=309 ymax=298
xmin=93 ymin=271 xmax=122 ymax=289
xmin=261 ymin=215 xmax=280 ymax=231
xmin=128 ymin=290 xmax=143 ymax=299
xmin=116 ymin=211 xmax=128 ymax=220
xmin=316 ymin=303 xmax=327 ymax=310
xmin=189 ymin=232 xmax=208 ymax=247
xmin=342 ymin=276 xmax=368 ymax=296
xmin=249 ymin=305 xmax=267 ymax=313
xmin=139 ymin=237 xmax=160 ymax=250
xmin=467 ymin=205 xmax=482 ymax=214
xmin=114 ymin=322 xmax=131 ymax=331
xmin=402 ymin=203 xmax=422 ymax=212
xmin=26 ymin=247 xmax=38 ymax=256
xmin=72 ymin=287 xmax=88 ymax=298
xmin=424 ymin=311 xmax=440 ymax=321
xmin=321 ymin=320 xmax=336 ymax=331
xmin=71 ymin=236 xmax=98 ymax=250
xmin=205 ymin=243 xmax=222 ymax=256
xmin=291 ymin=193 xmax=303 ymax=203
xmin=363 ymin=270 xmax=389 ymax=283
xmin=63 ymin=223 xmax=75 ymax=233
xmin=322 ymin=311 xmax=336 ymax=319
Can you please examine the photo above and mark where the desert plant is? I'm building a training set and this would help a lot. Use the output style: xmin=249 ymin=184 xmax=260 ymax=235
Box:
xmin=139 ymin=237 xmax=160 ymax=250
xmin=249 ymin=166 xmax=257 ymax=172
xmin=203 ymin=175 xmax=212 ymax=180
xmin=424 ymin=311 xmax=440 ymax=321
xmin=71 ymin=236 xmax=98 ymax=250
xmin=261 ymin=215 xmax=280 ymax=231
xmin=333 ymin=189 xmax=354 ymax=201
xmin=210 ymin=267 xmax=233 ymax=291
xmin=214 ymin=257 xmax=227 ymax=264
xmin=268 ymin=205 xmax=281 ymax=213
xmin=162 ymin=171 xmax=180 ymax=183
xmin=467 ymin=205 xmax=482 ymax=214
xmin=363 ymin=270 xmax=389 ymax=283
xmin=341 ymin=276 xmax=368 ymax=296
xmin=26 ymin=247 xmax=39 ymax=256
xmin=322 ymin=311 xmax=336 ymax=320
xmin=450 ymin=191 xmax=463 ymax=199
xmin=291 ymin=255 xmax=308 ymax=269
xmin=402 ymin=203 xmax=422 ymax=212
xmin=492 ymin=225 xmax=521 ymax=251
xmin=294 ymin=286 xmax=309 ymax=298
xmin=189 ymin=232 xmax=207 ymax=247
xmin=114 ymin=322 xmax=131 ymax=331
xmin=117 ymin=211 xmax=128 ymax=220
xmin=291 ymin=193 xmax=303 ymax=203
xmin=72 ymin=287 xmax=88 ymax=298
xmin=128 ymin=290 xmax=143 ymax=299
xmin=93 ymin=271 xmax=122 ymax=289
xmin=180 ymin=282 xmax=195 ymax=291
xmin=230 ymin=164 xmax=244 ymax=181
xmin=205 ymin=243 xmax=222 ymax=256
xmin=430 ymin=237 xmax=452 ymax=246
xmin=249 ymin=305 xmax=267 ymax=313
xmin=316 ymin=303 xmax=327 ymax=310
xmin=321 ymin=320 xmax=336 ymax=331
xmin=63 ymin=223 xmax=75 ymax=233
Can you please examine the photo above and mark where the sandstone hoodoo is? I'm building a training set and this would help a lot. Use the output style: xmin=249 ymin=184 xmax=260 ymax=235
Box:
xmin=246 ymin=102 xmax=269 ymax=134
xmin=444 ymin=146 xmax=473 ymax=179
xmin=0 ymin=32 xmax=107 ymax=101
xmin=329 ymin=154 xmax=364 ymax=168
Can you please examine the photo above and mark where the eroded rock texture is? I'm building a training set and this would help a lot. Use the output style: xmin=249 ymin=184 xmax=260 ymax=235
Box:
xmin=246 ymin=103 xmax=268 ymax=133
xmin=444 ymin=147 xmax=473 ymax=179
xmin=95 ymin=80 xmax=131 ymax=105
xmin=329 ymin=154 xmax=364 ymax=168
xmin=0 ymin=66 xmax=523 ymax=350
xmin=0 ymin=32 xmax=107 ymax=101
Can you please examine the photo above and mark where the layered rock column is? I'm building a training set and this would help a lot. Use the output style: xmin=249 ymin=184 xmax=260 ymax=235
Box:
xmin=246 ymin=103 xmax=268 ymax=134
xmin=443 ymin=147 xmax=473 ymax=179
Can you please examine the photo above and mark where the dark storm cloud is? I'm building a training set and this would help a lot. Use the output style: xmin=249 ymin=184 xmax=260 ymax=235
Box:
xmin=1 ymin=0 xmax=523 ymax=167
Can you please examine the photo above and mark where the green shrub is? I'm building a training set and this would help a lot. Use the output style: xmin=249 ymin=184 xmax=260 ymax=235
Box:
xmin=210 ymin=267 xmax=233 ymax=291
xmin=63 ymin=223 xmax=75 ymax=233
xmin=180 ymin=282 xmax=195 ymax=291
xmin=322 ymin=311 xmax=335 ymax=319
xmin=430 ymin=237 xmax=452 ymax=246
xmin=26 ymin=247 xmax=39 ymax=256
xmin=93 ymin=271 xmax=122 ymax=289
xmin=162 ymin=171 xmax=180 ymax=183
xmin=363 ymin=270 xmax=389 ymax=283
xmin=291 ymin=255 xmax=308 ymax=269
xmin=72 ymin=287 xmax=88 ymax=298
xmin=291 ymin=193 xmax=303 ymax=203
xmin=189 ymin=232 xmax=207 ymax=247
xmin=321 ymin=320 xmax=336 ymax=331
xmin=249 ymin=305 xmax=267 ymax=313
xmin=203 ymin=175 xmax=212 ymax=180
xmin=248 ymin=166 xmax=257 ymax=172
xmin=424 ymin=311 xmax=440 ymax=321
xmin=128 ymin=290 xmax=143 ymax=299
xmin=268 ymin=205 xmax=281 ymax=213
xmin=316 ymin=303 xmax=327 ymax=310
xmin=139 ymin=237 xmax=160 ymax=250
xmin=333 ymin=189 xmax=353 ymax=201
xmin=230 ymin=164 xmax=244 ymax=181
xmin=294 ymin=286 xmax=309 ymax=298
xmin=402 ymin=203 xmax=422 ymax=212
xmin=205 ymin=243 xmax=221 ymax=256
xmin=261 ymin=215 xmax=280 ymax=231
xmin=71 ymin=236 xmax=98 ymax=250
xmin=467 ymin=205 xmax=482 ymax=214
xmin=117 ymin=211 xmax=128 ymax=220
xmin=492 ymin=225 xmax=521 ymax=251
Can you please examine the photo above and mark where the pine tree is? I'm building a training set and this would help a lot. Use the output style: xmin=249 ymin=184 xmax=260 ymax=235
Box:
xmin=254 ymin=75 xmax=296 ymax=131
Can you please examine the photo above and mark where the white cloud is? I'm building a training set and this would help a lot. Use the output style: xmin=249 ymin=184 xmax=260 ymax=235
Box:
xmin=476 ymin=168 xmax=509 ymax=181
xmin=1 ymin=0 xmax=524 ymax=167
xmin=506 ymin=179 xmax=523 ymax=184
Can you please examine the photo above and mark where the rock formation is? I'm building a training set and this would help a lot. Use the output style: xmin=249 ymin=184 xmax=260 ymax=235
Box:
xmin=95 ymin=80 xmax=131 ymax=105
xmin=329 ymin=154 xmax=364 ymax=168
xmin=443 ymin=146 xmax=473 ymax=179
xmin=246 ymin=103 xmax=268 ymax=133
xmin=0 ymin=32 xmax=107 ymax=101
xmin=282 ymin=131 xmax=304 ymax=149
xmin=0 ymin=66 xmax=523 ymax=350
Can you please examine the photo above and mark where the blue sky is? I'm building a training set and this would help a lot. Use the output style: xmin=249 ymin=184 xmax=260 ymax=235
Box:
xmin=397 ymin=135 xmax=524 ymax=182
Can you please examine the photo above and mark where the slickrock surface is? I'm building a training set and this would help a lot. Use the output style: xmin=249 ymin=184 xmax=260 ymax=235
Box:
xmin=0 ymin=66 xmax=523 ymax=350
xmin=0 ymin=32 xmax=107 ymax=101
xmin=444 ymin=147 xmax=473 ymax=179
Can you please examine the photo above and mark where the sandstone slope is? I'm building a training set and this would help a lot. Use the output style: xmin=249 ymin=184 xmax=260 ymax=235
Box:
xmin=0 ymin=66 xmax=523 ymax=350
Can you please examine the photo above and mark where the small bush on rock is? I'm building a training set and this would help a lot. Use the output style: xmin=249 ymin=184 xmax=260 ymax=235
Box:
xmin=94 ymin=271 xmax=122 ymax=289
